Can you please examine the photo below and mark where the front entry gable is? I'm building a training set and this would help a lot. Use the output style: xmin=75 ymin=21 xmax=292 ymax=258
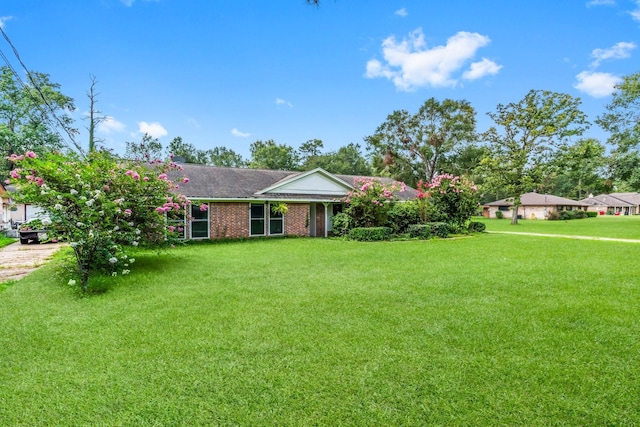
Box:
xmin=256 ymin=168 xmax=353 ymax=197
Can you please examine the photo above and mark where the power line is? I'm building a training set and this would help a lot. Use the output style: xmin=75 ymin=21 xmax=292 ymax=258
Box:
xmin=0 ymin=26 xmax=83 ymax=153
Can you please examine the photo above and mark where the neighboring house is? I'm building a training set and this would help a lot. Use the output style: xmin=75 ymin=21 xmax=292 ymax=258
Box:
xmin=483 ymin=192 xmax=587 ymax=220
xmin=580 ymin=192 xmax=640 ymax=215
xmin=0 ymin=183 xmax=44 ymax=231
xmin=175 ymin=165 xmax=417 ymax=240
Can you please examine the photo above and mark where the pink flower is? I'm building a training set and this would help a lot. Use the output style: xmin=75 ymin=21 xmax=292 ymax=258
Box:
xmin=158 ymin=173 xmax=168 ymax=180
xmin=9 ymin=169 xmax=21 ymax=179
xmin=183 ymin=177 xmax=189 ymax=183
xmin=124 ymin=209 xmax=132 ymax=216
xmin=25 ymin=151 xmax=37 ymax=158
xmin=155 ymin=207 xmax=165 ymax=214
xmin=143 ymin=176 xmax=150 ymax=181
xmin=200 ymin=203 xmax=208 ymax=211
xmin=168 ymin=225 xmax=175 ymax=232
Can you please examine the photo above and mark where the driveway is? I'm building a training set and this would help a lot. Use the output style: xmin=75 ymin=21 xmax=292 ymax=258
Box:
xmin=0 ymin=242 xmax=65 ymax=283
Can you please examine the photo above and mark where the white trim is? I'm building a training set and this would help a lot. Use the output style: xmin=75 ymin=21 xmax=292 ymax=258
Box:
xmin=254 ymin=168 xmax=353 ymax=195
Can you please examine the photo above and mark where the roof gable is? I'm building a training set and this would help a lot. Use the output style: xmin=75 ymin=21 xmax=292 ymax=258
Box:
xmin=256 ymin=168 xmax=353 ymax=196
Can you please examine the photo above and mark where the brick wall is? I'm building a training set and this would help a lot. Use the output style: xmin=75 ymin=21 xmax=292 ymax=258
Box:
xmin=209 ymin=202 xmax=250 ymax=239
xmin=284 ymin=203 xmax=310 ymax=237
xmin=206 ymin=202 xmax=311 ymax=239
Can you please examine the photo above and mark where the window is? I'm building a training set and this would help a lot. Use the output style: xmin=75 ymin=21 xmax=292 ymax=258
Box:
xmin=190 ymin=203 xmax=209 ymax=239
xmin=498 ymin=206 xmax=510 ymax=211
xmin=167 ymin=210 xmax=186 ymax=239
xmin=269 ymin=204 xmax=284 ymax=235
xmin=250 ymin=203 xmax=265 ymax=236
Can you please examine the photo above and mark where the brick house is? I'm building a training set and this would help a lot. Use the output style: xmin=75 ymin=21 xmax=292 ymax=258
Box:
xmin=174 ymin=165 xmax=417 ymax=240
xmin=483 ymin=192 xmax=588 ymax=220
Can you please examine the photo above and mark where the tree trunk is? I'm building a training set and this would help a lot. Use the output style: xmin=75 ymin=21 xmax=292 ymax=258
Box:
xmin=511 ymin=204 xmax=519 ymax=225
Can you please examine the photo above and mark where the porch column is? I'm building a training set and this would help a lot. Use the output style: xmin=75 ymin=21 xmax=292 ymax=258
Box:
xmin=323 ymin=202 xmax=330 ymax=238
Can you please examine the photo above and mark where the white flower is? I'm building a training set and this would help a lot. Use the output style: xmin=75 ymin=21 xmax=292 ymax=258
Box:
xmin=76 ymin=222 xmax=84 ymax=227
xmin=112 ymin=272 xmax=117 ymax=277
xmin=68 ymin=279 xmax=76 ymax=286
xmin=122 ymin=269 xmax=130 ymax=275
xmin=114 ymin=226 xmax=120 ymax=231
xmin=85 ymin=199 xmax=94 ymax=207
xmin=108 ymin=257 xmax=118 ymax=264
xmin=70 ymin=242 xmax=78 ymax=248
xmin=129 ymin=258 xmax=135 ymax=264
xmin=135 ymin=229 xmax=141 ymax=235
xmin=70 ymin=189 xmax=78 ymax=195
xmin=42 ymin=218 xmax=52 ymax=226
xmin=57 ymin=195 xmax=63 ymax=200
xmin=99 ymin=211 xmax=104 ymax=216
xmin=132 ymin=241 xmax=139 ymax=246
xmin=54 ymin=203 xmax=63 ymax=210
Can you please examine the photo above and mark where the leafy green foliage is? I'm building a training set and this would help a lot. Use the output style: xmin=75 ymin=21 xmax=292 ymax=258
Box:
xmin=7 ymin=150 xmax=189 ymax=291
xmin=0 ymin=66 xmax=77 ymax=180
xmin=417 ymin=174 xmax=479 ymax=233
xmin=597 ymin=72 xmax=640 ymax=152
xmin=427 ymin=222 xmax=449 ymax=238
xmin=481 ymin=90 xmax=589 ymax=224
xmin=468 ymin=221 xmax=486 ymax=232
xmin=348 ymin=226 xmax=392 ymax=241
xmin=366 ymin=97 xmax=477 ymax=186
xmin=331 ymin=212 xmax=352 ymax=236
xmin=408 ymin=224 xmax=431 ymax=239
xmin=249 ymin=139 xmax=300 ymax=170
xmin=342 ymin=178 xmax=405 ymax=228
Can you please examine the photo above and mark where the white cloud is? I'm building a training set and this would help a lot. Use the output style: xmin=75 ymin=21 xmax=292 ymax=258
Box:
xmin=0 ymin=16 xmax=12 ymax=29
xmin=187 ymin=117 xmax=201 ymax=129
xmin=231 ymin=128 xmax=250 ymax=138
xmin=463 ymin=58 xmax=502 ymax=80
xmin=138 ymin=121 xmax=167 ymax=138
xmin=365 ymin=28 xmax=499 ymax=91
xmin=630 ymin=0 xmax=640 ymax=21
xmin=586 ymin=0 xmax=615 ymax=7
xmin=97 ymin=116 xmax=125 ymax=134
xmin=395 ymin=8 xmax=408 ymax=17
xmin=275 ymin=98 xmax=293 ymax=107
xmin=574 ymin=71 xmax=622 ymax=97
xmin=591 ymin=41 xmax=637 ymax=67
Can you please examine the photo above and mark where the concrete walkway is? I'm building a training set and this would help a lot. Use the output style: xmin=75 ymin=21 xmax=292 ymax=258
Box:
xmin=0 ymin=241 xmax=65 ymax=283
xmin=486 ymin=230 xmax=640 ymax=243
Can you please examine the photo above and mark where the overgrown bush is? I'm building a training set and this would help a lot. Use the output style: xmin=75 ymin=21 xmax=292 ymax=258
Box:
xmin=348 ymin=227 xmax=392 ymax=241
xmin=574 ymin=210 xmax=588 ymax=219
xmin=416 ymin=174 xmax=479 ymax=231
xmin=586 ymin=211 xmax=598 ymax=218
xmin=495 ymin=211 xmax=504 ymax=219
xmin=427 ymin=222 xmax=449 ymax=238
xmin=408 ymin=224 xmax=431 ymax=239
xmin=559 ymin=210 xmax=577 ymax=220
xmin=386 ymin=201 xmax=420 ymax=234
xmin=547 ymin=211 xmax=561 ymax=220
xmin=342 ymin=178 xmax=405 ymax=228
xmin=331 ymin=212 xmax=353 ymax=236
xmin=468 ymin=221 xmax=486 ymax=232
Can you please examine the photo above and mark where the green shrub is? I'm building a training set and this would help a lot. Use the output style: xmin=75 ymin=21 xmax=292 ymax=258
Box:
xmin=574 ymin=210 xmax=588 ymax=219
xmin=495 ymin=211 xmax=504 ymax=219
xmin=586 ymin=211 xmax=598 ymax=218
xmin=348 ymin=227 xmax=392 ymax=241
xmin=427 ymin=222 xmax=449 ymax=238
xmin=547 ymin=211 xmax=561 ymax=220
xmin=386 ymin=201 xmax=420 ymax=234
xmin=408 ymin=224 xmax=431 ymax=239
xmin=468 ymin=221 xmax=486 ymax=232
xmin=331 ymin=212 xmax=353 ymax=236
xmin=559 ymin=210 xmax=577 ymax=220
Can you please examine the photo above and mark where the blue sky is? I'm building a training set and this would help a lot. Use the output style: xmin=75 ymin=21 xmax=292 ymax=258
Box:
xmin=1 ymin=1 xmax=639 ymax=159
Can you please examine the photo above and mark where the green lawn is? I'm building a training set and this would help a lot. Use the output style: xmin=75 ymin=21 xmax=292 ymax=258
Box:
xmin=0 ymin=235 xmax=15 ymax=249
xmin=479 ymin=214 xmax=640 ymax=239
xmin=1 ymin=236 xmax=639 ymax=425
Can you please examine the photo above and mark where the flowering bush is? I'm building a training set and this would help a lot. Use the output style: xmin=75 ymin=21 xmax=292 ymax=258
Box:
xmin=416 ymin=174 xmax=479 ymax=233
xmin=6 ymin=150 xmax=190 ymax=292
xmin=342 ymin=178 xmax=406 ymax=228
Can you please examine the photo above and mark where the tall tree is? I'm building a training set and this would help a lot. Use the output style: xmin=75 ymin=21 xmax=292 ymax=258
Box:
xmin=481 ymin=90 xmax=589 ymax=224
xmin=596 ymin=72 xmax=640 ymax=152
xmin=551 ymin=138 xmax=607 ymax=199
xmin=85 ymin=75 xmax=106 ymax=153
xmin=207 ymin=146 xmax=245 ymax=167
xmin=125 ymin=133 xmax=164 ymax=161
xmin=306 ymin=143 xmax=371 ymax=176
xmin=249 ymin=139 xmax=300 ymax=170
xmin=0 ymin=66 xmax=76 ymax=179
xmin=365 ymin=98 xmax=476 ymax=186
xmin=166 ymin=136 xmax=208 ymax=164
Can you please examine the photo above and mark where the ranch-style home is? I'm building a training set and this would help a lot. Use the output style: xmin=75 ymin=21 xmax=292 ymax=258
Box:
xmin=174 ymin=165 xmax=418 ymax=240
xmin=483 ymin=192 xmax=588 ymax=220
xmin=580 ymin=192 xmax=640 ymax=215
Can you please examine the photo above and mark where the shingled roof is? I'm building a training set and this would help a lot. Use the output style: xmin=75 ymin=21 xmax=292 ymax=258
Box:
xmin=175 ymin=164 xmax=418 ymax=201
xmin=485 ymin=192 xmax=587 ymax=207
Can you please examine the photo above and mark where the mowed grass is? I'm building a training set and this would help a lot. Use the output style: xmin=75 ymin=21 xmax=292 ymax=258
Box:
xmin=479 ymin=214 xmax=640 ymax=239
xmin=1 ymin=235 xmax=639 ymax=426
xmin=0 ymin=235 xmax=15 ymax=249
